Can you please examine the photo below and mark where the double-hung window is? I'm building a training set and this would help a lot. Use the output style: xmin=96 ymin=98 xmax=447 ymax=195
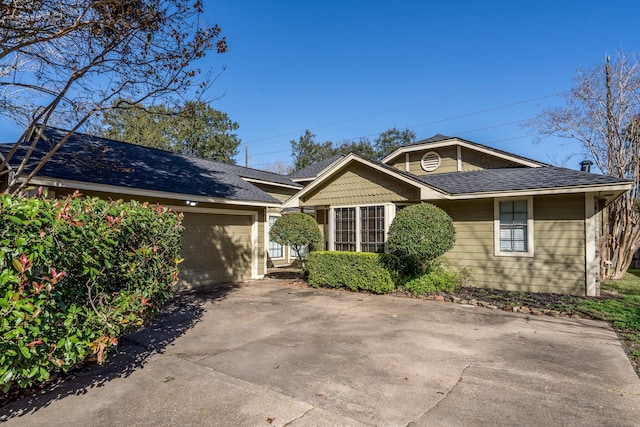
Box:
xmin=334 ymin=207 xmax=356 ymax=251
xmin=360 ymin=206 xmax=385 ymax=252
xmin=494 ymin=198 xmax=534 ymax=257
xmin=268 ymin=215 xmax=283 ymax=258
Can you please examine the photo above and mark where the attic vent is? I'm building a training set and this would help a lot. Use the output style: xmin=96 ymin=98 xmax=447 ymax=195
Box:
xmin=421 ymin=151 xmax=441 ymax=172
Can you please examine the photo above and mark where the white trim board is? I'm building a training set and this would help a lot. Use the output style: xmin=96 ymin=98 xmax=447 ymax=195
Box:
xmin=23 ymin=176 xmax=281 ymax=208
xmin=381 ymin=138 xmax=545 ymax=168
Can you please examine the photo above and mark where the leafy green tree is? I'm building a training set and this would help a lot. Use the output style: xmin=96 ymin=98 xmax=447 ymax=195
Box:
xmin=338 ymin=138 xmax=377 ymax=159
xmin=374 ymin=128 xmax=417 ymax=160
xmin=387 ymin=203 xmax=456 ymax=273
xmin=290 ymin=130 xmax=335 ymax=170
xmin=96 ymin=101 xmax=241 ymax=163
xmin=97 ymin=103 xmax=174 ymax=151
xmin=269 ymin=212 xmax=323 ymax=263
xmin=290 ymin=128 xmax=417 ymax=170
xmin=290 ymin=131 xmax=380 ymax=170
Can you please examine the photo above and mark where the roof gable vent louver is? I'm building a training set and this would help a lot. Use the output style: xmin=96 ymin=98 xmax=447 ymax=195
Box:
xmin=421 ymin=151 xmax=441 ymax=172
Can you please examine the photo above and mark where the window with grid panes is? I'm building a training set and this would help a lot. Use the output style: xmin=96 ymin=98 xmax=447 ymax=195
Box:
xmin=267 ymin=215 xmax=283 ymax=258
xmin=334 ymin=207 xmax=356 ymax=251
xmin=360 ymin=206 xmax=385 ymax=252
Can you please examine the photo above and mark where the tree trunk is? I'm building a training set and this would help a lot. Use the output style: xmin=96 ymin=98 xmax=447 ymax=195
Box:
xmin=604 ymin=196 xmax=640 ymax=279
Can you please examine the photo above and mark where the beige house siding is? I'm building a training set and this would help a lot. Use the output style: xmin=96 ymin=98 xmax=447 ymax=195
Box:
xmin=460 ymin=147 xmax=522 ymax=171
xmin=268 ymin=254 xmax=292 ymax=267
xmin=387 ymin=146 xmax=530 ymax=174
xmin=388 ymin=154 xmax=405 ymax=171
xmin=252 ymin=183 xmax=299 ymax=202
xmin=300 ymin=162 xmax=420 ymax=206
xmin=180 ymin=211 xmax=254 ymax=288
xmin=433 ymin=194 xmax=587 ymax=295
xmin=266 ymin=190 xmax=295 ymax=202
xmin=406 ymin=146 xmax=458 ymax=175
xmin=315 ymin=207 xmax=330 ymax=251
xmin=49 ymin=187 xmax=268 ymax=287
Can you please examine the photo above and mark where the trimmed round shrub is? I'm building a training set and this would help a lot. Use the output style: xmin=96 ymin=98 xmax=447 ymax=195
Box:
xmin=269 ymin=212 xmax=322 ymax=261
xmin=387 ymin=203 xmax=455 ymax=273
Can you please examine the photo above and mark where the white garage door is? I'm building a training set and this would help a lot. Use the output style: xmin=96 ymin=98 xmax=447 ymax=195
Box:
xmin=179 ymin=212 xmax=254 ymax=288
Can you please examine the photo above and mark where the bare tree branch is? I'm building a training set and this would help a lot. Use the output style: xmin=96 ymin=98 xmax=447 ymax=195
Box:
xmin=527 ymin=51 xmax=640 ymax=279
xmin=1 ymin=0 xmax=227 ymax=193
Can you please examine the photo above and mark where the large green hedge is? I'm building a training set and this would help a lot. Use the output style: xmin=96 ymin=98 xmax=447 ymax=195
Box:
xmin=307 ymin=251 xmax=395 ymax=294
xmin=0 ymin=191 xmax=183 ymax=391
xmin=401 ymin=264 xmax=460 ymax=295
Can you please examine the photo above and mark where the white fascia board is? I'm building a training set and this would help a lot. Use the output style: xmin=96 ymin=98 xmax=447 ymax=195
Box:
xmin=23 ymin=176 xmax=283 ymax=208
xmin=165 ymin=205 xmax=260 ymax=216
xmin=420 ymin=187 xmax=449 ymax=199
xmin=282 ymin=194 xmax=300 ymax=208
xmin=272 ymin=175 xmax=631 ymax=206
xmin=443 ymin=182 xmax=632 ymax=200
xmin=283 ymin=153 xmax=447 ymax=207
xmin=381 ymin=138 xmax=544 ymax=168
xmin=242 ymin=177 xmax=301 ymax=190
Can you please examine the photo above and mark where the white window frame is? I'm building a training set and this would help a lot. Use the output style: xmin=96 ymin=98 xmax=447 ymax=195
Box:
xmin=328 ymin=203 xmax=395 ymax=252
xmin=333 ymin=206 xmax=357 ymax=251
xmin=494 ymin=197 xmax=534 ymax=257
xmin=360 ymin=205 xmax=386 ymax=252
xmin=267 ymin=214 xmax=284 ymax=260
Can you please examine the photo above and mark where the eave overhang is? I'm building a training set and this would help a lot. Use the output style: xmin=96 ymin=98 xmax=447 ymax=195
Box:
xmin=19 ymin=175 xmax=283 ymax=208
xmin=242 ymin=177 xmax=302 ymax=190
xmin=426 ymin=182 xmax=633 ymax=202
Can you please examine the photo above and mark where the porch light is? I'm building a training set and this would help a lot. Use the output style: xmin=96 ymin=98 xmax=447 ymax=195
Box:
xmin=185 ymin=200 xmax=198 ymax=207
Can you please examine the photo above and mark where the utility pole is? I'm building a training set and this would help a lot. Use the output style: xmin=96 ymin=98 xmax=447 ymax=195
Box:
xmin=605 ymin=54 xmax=614 ymax=173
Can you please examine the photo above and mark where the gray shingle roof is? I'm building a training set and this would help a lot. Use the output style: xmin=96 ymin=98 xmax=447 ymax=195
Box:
xmin=288 ymin=154 xmax=345 ymax=179
xmin=223 ymin=163 xmax=301 ymax=188
xmin=412 ymin=133 xmax=453 ymax=144
xmin=0 ymin=127 xmax=285 ymax=204
xmin=419 ymin=166 xmax=630 ymax=195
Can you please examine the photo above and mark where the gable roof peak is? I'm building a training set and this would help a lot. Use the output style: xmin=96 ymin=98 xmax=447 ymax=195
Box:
xmin=420 ymin=134 xmax=456 ymax=143
xmin=381 ymin=133 xmax=547 ymax=168
xmin=288 ymin=153 xmax=345 ymax=180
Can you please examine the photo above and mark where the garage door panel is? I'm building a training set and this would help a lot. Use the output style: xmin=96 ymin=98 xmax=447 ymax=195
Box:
xmin=180 ymin=212 xmax=253 ymax=288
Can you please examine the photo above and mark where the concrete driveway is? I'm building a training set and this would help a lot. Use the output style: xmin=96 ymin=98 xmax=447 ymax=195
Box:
xmin=2 ymin=278 xmax=640 ymax=426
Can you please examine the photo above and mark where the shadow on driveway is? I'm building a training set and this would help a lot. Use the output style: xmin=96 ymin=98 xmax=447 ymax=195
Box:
xmin=1 ymin=281 xmax=243 ymax=420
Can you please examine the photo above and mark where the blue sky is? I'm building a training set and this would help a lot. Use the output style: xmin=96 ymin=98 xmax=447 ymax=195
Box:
xmin=203 ymin=0 xmax=640 ymax=170
xmin=2 ymin=1 xmax=639 ymax=172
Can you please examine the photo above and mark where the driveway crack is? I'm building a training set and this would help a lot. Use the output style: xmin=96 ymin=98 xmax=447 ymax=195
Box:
xmin=405 ymin=364 xmax=470 ymax=427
